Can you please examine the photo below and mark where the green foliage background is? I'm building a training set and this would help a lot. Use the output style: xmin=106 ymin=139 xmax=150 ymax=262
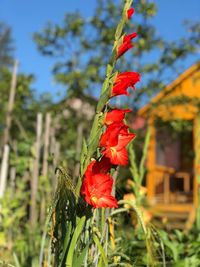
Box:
xmin=0 ymin=0 xmax=199 ymax=266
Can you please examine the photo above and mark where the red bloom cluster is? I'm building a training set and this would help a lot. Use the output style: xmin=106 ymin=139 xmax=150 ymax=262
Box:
xmin=81 ymin=5 xmax=140 ymax=209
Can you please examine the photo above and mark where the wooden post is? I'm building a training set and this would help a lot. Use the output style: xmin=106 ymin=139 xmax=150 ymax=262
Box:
xmin=10 ymin=166 xmax=16 ymax=192
xmin=30 ymin=113 xmax=43 ymax=227
xmin=42 ymin=113 xmax=51 ymax=177
xmin=3 ymin=60 xmax=18 ymax=146
xmin=193 ymin=113 xmax=200 ymax=228
xmin=50 ymin=126 xmax=60 ymax=192
xmin=40 ymin=113 xmax=51 ymax=223
xmin=10 ymin=140 xmax=17 ymax=193
xmin=0 ymin=144 xmax=10 ymax=198
xmin=52 ymin=141 xmax=60 ymax=192
xmin=146 ymin=117 xmax=156 ymax=203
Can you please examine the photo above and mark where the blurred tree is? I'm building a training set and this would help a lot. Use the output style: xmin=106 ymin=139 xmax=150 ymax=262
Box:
xmin=0 ymin=22 xmax=39 ymax=145
xmin=0 ymin=66 xmax=37 ymax=145
xmin=33 ymin=0 xmax=200 ymax=109
xmin=0 ymin=22 xmax=14 ymax=67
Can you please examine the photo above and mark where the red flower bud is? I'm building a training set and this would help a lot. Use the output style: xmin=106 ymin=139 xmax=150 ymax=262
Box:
xmin=112 ymin=72 xmax=140 ymax=97
xmin=117 ymin=32 xmax=137 ymax=58
xmin=127 ymin=7 xmax=135 ymax=19
xmin=104 ymin=108 xmax=132 ymax=126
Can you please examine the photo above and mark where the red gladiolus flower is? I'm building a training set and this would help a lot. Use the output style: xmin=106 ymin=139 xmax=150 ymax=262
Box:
xmin=81 ymin=161 xmax=118 ymax=208
xmin=100 ymin=122 xmax=126 ymax=147
xmin=112 ymin=72 xmax=140 ymax=97
xmin=127 ymin=7 xmax=134 ymax=19
xmin=92 ymin=156 xmax=112 ymax=174
xmin=117 ymin=32 xmax=137 ymax=58
xmin=99 ymin=122 xmax=136 ymax=165
xmin=104 ymin=109 xmax=132 ymax=126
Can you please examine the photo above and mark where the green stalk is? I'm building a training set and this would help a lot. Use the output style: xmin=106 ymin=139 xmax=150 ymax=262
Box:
xmin=101 ymin=208 xmax=105 ymax=234
xmin=75 ymin=0 xmax=133 ymax=196
xmin=129 ymin=129 xmax=150 ymax=202
xmin=139 ymin=128 xmax=150 ymax=184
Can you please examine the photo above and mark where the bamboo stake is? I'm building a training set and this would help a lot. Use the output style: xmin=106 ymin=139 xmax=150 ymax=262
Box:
xmin=0 ymin=144 xmax=10 ymax=198
xmin=30 ymin=113 xmax=43 ymax=227
xmin=50 ymin=126 xmax=60 ymax=192
xmin=42 ymin=113 xmax=51 ymax=177
xmin=3 ymin=60 xmax=18 ymax=146
xmin=40 ymin=113 xmax=51 ymax=223
xmin=52 ymin=141 xmax=60 ymax=192
xmin=10 ymin=140 xmax=17 ymax=193
xmin=10 ymin=167 xmax=16 ymax=193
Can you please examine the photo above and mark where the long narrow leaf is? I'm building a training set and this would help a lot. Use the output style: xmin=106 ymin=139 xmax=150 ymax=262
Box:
xmin=72 ymin=243 xmax=90 ymax=267
xmin=65 ymin=216 xmax=86 ymax=267
xmin=58 ymin=222 xmax=72 ymax=267
xmin=93 ymin=234 xmax=108 ymax=266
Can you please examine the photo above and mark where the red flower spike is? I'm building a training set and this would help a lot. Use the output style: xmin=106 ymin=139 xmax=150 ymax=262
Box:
xmin=117 ymin=32 xmax=137 ymax=58
xmin=81 ymin=161 xmax=118 ymax=208
xmin=111 ymin=72 xmax=140 ymax=97
xmin=104 ymin=109 xmax=132 ymax=126
xmin=127 ymin=7 xmax=135 ymax=19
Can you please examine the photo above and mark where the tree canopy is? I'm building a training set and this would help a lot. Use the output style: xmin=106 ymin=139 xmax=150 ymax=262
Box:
xmin=34 ymin=0 xmax=200 ymax=109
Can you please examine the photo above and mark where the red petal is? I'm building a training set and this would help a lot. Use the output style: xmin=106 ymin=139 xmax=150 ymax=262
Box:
xmin=112 ymin=72 xmax=140 ymax=96
xmin=92 ymin=156 xmax=111 ymax=174
xmin=116 ymin=132 xmax=136 ymax=150
xmin=103 ymin=147 xmax=129 ymax=166
xmin=127 ymin=7 xmax=135 ymax=19
xmin=92 ymin=174 xmax=113 ymax=195
xmin=123 ymin=32 xmax=137 ymax=42
xmin=99 ymin=122 xmax=124 ymax=147
xmin=96 ymin=195 xmax=118 ymax=208
xmin=105 ymin=109 xmax=132 ymax=125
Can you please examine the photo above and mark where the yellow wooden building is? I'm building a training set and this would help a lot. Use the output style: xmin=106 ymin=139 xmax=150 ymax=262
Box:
xmin=138 ymin=61 xmax=200 ymax=228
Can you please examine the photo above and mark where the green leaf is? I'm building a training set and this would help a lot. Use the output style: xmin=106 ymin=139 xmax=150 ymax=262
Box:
xmin=97 ymin=90 xmax=110 ymax=112
xmin=80 ymin=137 xmax=88 ymax=176
xmin=89 ymin=113 xmax=102 ymax=142
xmin=88 ymin=127 xmax=102 ymax=157
xmin=13 ymin=253 xmax=21 ymax=267
xmin=72 ymin=243 xmax=89 ymax=267
xmin=65 ymin=216 xmax=86 ymax=267
xmin=109 ymin=208 xmax=128 ymax=217
xmin=118 ymin=200 xmax=147 ymax=235
xmin=115 ymin=21 xmax=124 ymax=40
xmin=58 ymin=222 xmax=72 ymax=267
xmin=93 ymin=234 xmax=108 ymax=267
xmin=139 ymin=129 xmax=150 ymax=183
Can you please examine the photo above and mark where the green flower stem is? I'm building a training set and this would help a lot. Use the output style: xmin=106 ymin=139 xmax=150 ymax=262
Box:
xmin=101 ymin=208 xmax=105 ymax=234
xmin=129 ymin=128 xmax=150 ymax=203
xmin=139 ymin=128 xmax=151 ymax=185
xmin=76 ymin=0 xmax=133 ymax=196
xmin=118 ymin=199 xmax=147 ymax=235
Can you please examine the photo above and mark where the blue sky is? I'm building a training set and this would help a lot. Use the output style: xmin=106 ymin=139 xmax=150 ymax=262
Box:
xmin=0 ymin=0 xmax=199 ymax=99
